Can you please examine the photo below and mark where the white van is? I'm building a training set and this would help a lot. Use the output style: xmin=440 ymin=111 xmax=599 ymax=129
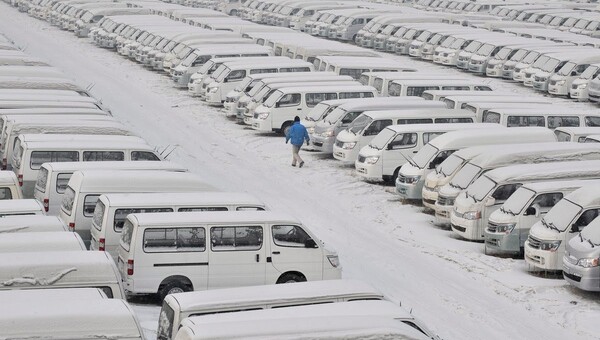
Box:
xmin=421 ymin=89 xmax=503 ymax=101
xmin=0 ymin=299 xmax=143 ymax=339
xmin=563 ymin=215 xmax=600 ymax=291
xmin=0 ymin=231 xmax=86 ymax=252
xmin=0 ymin=251 xmax=125 ymax=298
xmin=570 ymin=64 xmax=600 ymax=101
xmin=442 ymin=95 xmax=548 ymax=110
xmin=526 ymin=184 xmax=600 ymax=271
xmin=90 ymin=192 xmax=267 ymax=260
xmin=0 ymin=215 xmax=67 ymax=233
xmin=548 ymin=61 xmax=600 ymax=96
xmin=355 ymin=123 xmax=490 ymax=183
xmin=368 ymin=73 xmax=473 ymax=97
xmin=317 ymin=56 xmax=416 ymax=80
xmin=252 ymin=84 xmax=377 ymax=134
xmin=158 ymin=279 xmax=385 ymax=340
xmin=12 ymin=135 xmax=160 ymax=197
xmin=461 ymin=102 xmax=553 ymax=122
xmin=175 ymin=305 xmax=432 ymax=340
xmin=554 ymin=126 xmax=600 ymax=142
xmin=118 ymin=211 xmax=341 ymax=299
xmin=0 ymin=171 xmax=23 ymax=200
xmin=35 ymin=161 xmax=188 ymax=215
xmin=396 ymin=128 xmax=558 ymax=201
xmin=60 ymin=170 xmax=215 ymax=246
xmin=485 ymin=179 xmax=599 ymax=257
xmin=388 ymin=79 xmax=493 ymax=97
xmin=311 ymin=99 xmax=447 ymax=153
xmin=204 ymin=59 xmax=314 ymax=105
xmin=452 ymin=161 xmax=600 ymax=242
xmin=0 ymin=199 xmax=45 ymax=217
xmin=436 ymin=142 xmax=600 ymax=223
xmin=0 ymin=287 xmax=108 ymax=302
xmin=0 ymin=76 xmax=83 ymax=93
xmin=481 ymin=107 xmax=600 ymax=128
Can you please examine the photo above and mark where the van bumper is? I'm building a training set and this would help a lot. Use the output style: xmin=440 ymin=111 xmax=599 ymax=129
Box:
xmin=205 ymin=91 xmax=223 ymax=106
xmin=311 ymin=136 xmax=335 ymax=153
xmin=548 ymin=84 xmax=567 ymax=96
xmin=450 ymin=211 xmax=482 ymax=240
xmin=484 ymin=230 xmax=521 ymax=255
xmin=251 ymin=118 xmax=273 ymax=132
xmin=524 ymin=242 xmax=559 ymax=270
xmin=421 ymin=187 xmax=438 ymax=210
xmin=563 ymin=257 xmax=600 ymax=291
xmin=355 ymin=161 xmax=382 ymax=182
xmin=332 ymin=145 xmax=358 ymax=163
xmin=434 ymin=204 xmax=451 ymax=225
xmin=395 ymin=178 xmax=423 ymax=200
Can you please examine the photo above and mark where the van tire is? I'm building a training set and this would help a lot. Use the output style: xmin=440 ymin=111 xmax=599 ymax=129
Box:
xmin=276 ymin=272 xmax=306 ymax=284
xmin=281 ymin=121 xmax=292 ymax=136
xmin=390 ymin=168 xmax=401 ymax=184
xmin=159 ymin=280 xmax=191 ymax=300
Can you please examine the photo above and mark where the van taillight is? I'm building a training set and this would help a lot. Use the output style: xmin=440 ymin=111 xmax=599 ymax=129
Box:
xmin=17 ymin=174 xmax=22 ymax=186
xmin=1 ymin=158 xmax=6 ymax=170
xmin=127 ymin=259 xmax=134 ymax=276
xmin=68 ymin=222 xmax=75 ymax=232
xmin=99 ymin=238 xmax=105 ymax=251
xmin=43 ymin=198 xmax=49 ymax=212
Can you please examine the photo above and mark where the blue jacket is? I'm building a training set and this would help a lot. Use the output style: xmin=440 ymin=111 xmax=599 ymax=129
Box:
xmin=286 ymin=121 xmax=310 ymax=146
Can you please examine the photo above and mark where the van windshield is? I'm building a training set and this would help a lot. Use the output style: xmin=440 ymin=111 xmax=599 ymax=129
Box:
xmin=263 ymin=90 xmax=284 ymax=108
xmin=369 ymin=127 xmax=395 ymax=150
xmin=438 ymin=154 xmax=464 ymax=177
xmin=35 ymin=167 xmax=49 ymax=193
xmin=580 ymin=66 xmax=599 ymax=79
xmin=92 ymin=200 xmax=106 ymax=231
xmin=477 ymin=43 xmax=494 ymax=56
xmin=306 ymin=103 xmax=332 ymax=121
xmin=521 ymin=51 xmax=540 ymax=64
xmin=467 ymin=176 xmax=496 ymax=202
xmin=502 ymin=187 xmax=535 ymax=215
xmin=451 ymin=163 xmax=481 ymax=189
xmin=412 ymin=144 xmax=438 ymax=169
xmin=349 ymin=115 xmax=373 ymax=134
xmin=510 ymin=49 xmax=527 ymax=61
xmin=495 ymin=47 xmax=512 ymax=60
xmin=541 ymin=58 xmax=560 ymax=72
xmin=61 ymin=186 xmax=76 ymax=216
xmin=179 ymin=52 xmax=198 ymax=67
xmin=325 ymin=108 xmax=347 ymax=124
xmin=464 ymin=41 xmax=481 ymax=53
xmin=557 ymin=62 xmax=576 ymax=76
xmin=247 ymin=82 xmax=266 ymax=97
xmin=450 ymin=38 xmax=466 ymax=49
xmin=542 ymin=198 xmax=581 ymax=232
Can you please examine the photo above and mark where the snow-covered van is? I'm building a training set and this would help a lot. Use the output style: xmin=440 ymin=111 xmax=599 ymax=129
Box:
xmin=0 ymin=231 xmax=86 ymax=253
xmin=60 ymin=170 xmax=214 ymax=246
xmin=118 ymin=211 xmax=341 ymax=299
xmin=0 ymin=215 xmax=67 ymax=233
xmin=90 ymin=192 xmax=266 ymax=261
xmin=554 ymin=127 xmax=600 ymax=142
xmin=157 ymin=279 xmax=384 ymax=340
xmin=526 ymin=184 xmax=600 ymax=271
xmin=0 ymin=199 xmax=45 ymax=217
xmin=34 ymin=161 xmax=188 ymax=215
xmin=0 ymin=299 xmax=143 ymax=339
xmin=441 ymin=95 xmax=547 ymax=110
xmin=311 ymin=99 xmax=445 ymax=154
xmin=563 ymin=215 xmax=600 ymax=291
xmin=388 ymin=79 xmax=493 ymax=97
xmin=0 ymin=171 xmax=23 ymax=200
xmin=453 ymin=161 xmax=600 ymax=242
xmin=12 ymin=135 xmax=161 ymax=198
xmin=0 ymin=251 xmax=125 ymax=298
xmin=486 ymin=180 xmax=598 ymax=256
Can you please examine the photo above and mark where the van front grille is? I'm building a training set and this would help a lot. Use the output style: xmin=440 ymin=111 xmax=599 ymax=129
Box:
xmin=527 ymin=235 xmax=542 ymax=249
xmin=437 ymin=196 xmax=455 ymax=206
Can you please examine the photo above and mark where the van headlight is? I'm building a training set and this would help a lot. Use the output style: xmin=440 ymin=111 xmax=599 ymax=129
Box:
xmin=463 ymin=211 xmax=481 ymax=220
xmin=577 ymin=257 xmax=599 ymax=268
xmin=208 ymin=87 xmax=218 ymax=93
xmin=403 ymin=175 xmax=420 ymax=184
xmin=319 ymin=130 xmax=335 ymax=138
xmin=555 ymin=80 xmax=566 ymax=85
xmin=540 ymin=240 xmax=561 ymax=252
xmin=579 ymin=84 xmax=588 ymax=89
xmin=342 ymin=142 xmax=356 ymax=150
xmin=494 ymin=223 xmax=515 ymax=234
xmin=257 ymin=112 xmax=269 ymax=119
xmin=365 ymin=156 xmax=379 ymax=164
xmin=327 ymin=255 xmax=340 ymax=268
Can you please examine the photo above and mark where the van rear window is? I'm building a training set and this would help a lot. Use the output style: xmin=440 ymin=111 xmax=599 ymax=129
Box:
xmin=157 ymin=302 xmax=175 ymax=340
xmin=92 ymin=200 xmax=106 ymax=231
xmin=31 ymin=151 xmax=78 ymax=170
xmin=0 ymin=188 xmax=12 ymax=200
xmin=35 ymin=167 xmax=49 ymax=193
xmin=83 ymin=195 xmax=101 ymax=217
xmin=61 ymin=187 xmax=76 ymax=216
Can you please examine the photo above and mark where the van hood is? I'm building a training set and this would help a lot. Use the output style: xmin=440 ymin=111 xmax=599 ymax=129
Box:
xmin=399 ymin=163 xmax=421 ymax=177
xmin=254 ymin=105 xmax=269 ymax=115
xmin=488 ymin=208 xmax=517 ymax=225
xmin=453 ymin=192 xmax=480 ymax=214
xmin=529 ymin=220 xmax=561 ymax=240
xmin=470 ymin=54 xmax=487 ymax=62
xmin=358 ymin=145 xmax=380 ymax=158
xmin=438 ymin=183 xmax=462 ymax=198
xmin=425 ymin=171 xmax=450 ymax=190
xmin=566 ymin=233 xmax=600 ymax=260
xmin=336 ymin=130 xmax=357 ymax=143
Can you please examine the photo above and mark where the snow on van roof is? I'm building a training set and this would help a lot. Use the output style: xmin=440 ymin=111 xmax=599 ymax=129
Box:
xmin=0 ymin=215 xmax=65 ymax=233
xmin=23 ymin=138 xmax=154 ymax=150
xmin=484 ymin=160 xmax=600 ymax=184
xmin=170 ymin=279 xmax=382 ymax=312
xmin=0 ymin=251 xmax=118 ymax=286
xmin=192 ymin=45 xmax=271 ymax=53
xmin=42 ymin=160 xmax=185 ymax=172
xmin=520 ymin=179 xmax=600 ymax=193
xmin=69 ymin=170 xmax=215 ymax=192
xmin=181 ymin=315 xmax=429 ymax=340
xmin=469 ymin=142 xmax=600 ymax=167
xmin=0 ymin=171 xmax=17 ymax=184
xmin=0 ymin=199 xmax=43 ymax=213
xmin=101 ymin=191 xmax=263 ymax=207
xmin=277 ymin=84 xmax=376 ymax=93
xmin=0 ymin=108 xmax=107 ymax=115
xmin=561 ymin=183 xmax=600 ymax=208
xmin=334 ymin=97 xmax=426 ymax=110
xmin=0 ymin=287 xmax=106 ymax=302
xmin=129 ymin=211 xmax=297 ymax=226
xmin=362 ymin=108 xmax=473 ymax=119
xmin=428 ymin=127 xmax=552 ymax=148
xmin=0 ymin=299 xmax=141 ymax=339
xmin=385 ymin=123 xmax=479 ymax=133
xmin=0 ymin=231 xmax=85 ymax=252
xmin=18 ymin=134 xmax=144 ymax=143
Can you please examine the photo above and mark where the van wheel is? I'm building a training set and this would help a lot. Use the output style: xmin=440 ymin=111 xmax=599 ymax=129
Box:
xmin=230 ymin=9 xmax=238 ymax=16
xmin=281 ymin=121 xmax=292 ymax=136
xmin=277 ymin=272 xmax=306 ymax=284
xmin=159 ymin=281 xmax=190 ymax=300
xmin=390 ymin=168 xmax=401 ymax=184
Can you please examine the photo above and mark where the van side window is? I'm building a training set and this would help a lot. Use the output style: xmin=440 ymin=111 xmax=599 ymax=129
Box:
xmin=528 ymin=193 xmax=563 ymax=214
xmin=388 ymin=133 xmax=417 ymax=149
xmin=226 ymin=70 xmax=246 ymax=81
xmin=388 ymin=83 xmax=401 ymax=96
xmin=272 ymin=225 xmax=313 ymax=248
xmin=56 ymin=173 xmax=71 ymax=193
xmin=572 ymin=209 xmax=600 ymax=233
xmin=507 ymin=116 xmax=544 ymax=127
xmin=280 ymin=67 xmax=311 ymax=72
xmin=435 ymin=118 xmax=473 ymax=123
xmin=295 ymin=55 xmax=304 ymax=60
xmin=114 ymin=208 xmax=173 ymax=231
xmin=83 ymin=195 xmax=101 ymax=217
xmin=398 ymin=118 xmax=431 ymax=124
xmin=441 ymin=86 xmax=469 ymax=90
xmin=547 ymin=116 xmax=580 ymax=129
xmin=83 ymin=151 xmax=125 ymax=162
xmin=492 ymin=184 xmax=522 ymax=201
xmin=586 ymin=116 xmax=600 ymax=127
xmin=144 ymin=227 xmax=206 ymax=252
xmin=306 ymin=93 xmax=337 ymax=108
xmin=211 ymin=226 xmax=262 ymax=251
xmin=475 ymin=86 xmax=492 ymax=91
xmin=178 ymin=207 xmax=228 ymax=212
xmin=0 ymin=188 xmax=12 ymax=200
xmin=406 ymin=86 xmax=439 ymax=97
xmin=359 ymin=75 xmax=370 ymax=86
xmin=351 ymin=18 xmax=363 ymax=25
xmin=131 ymin=151 xmax=160 ymax=161
xmin=277 ymin=94 xmax=301 ymax=107
xmin=339 ymin=68 xmax=369 ymax=80
xmin=423 ymin=132 xmax=445 ymax=144
xmin=364 ymin=119 xmax=392 ymax=136
xmin=482 ymin=112 xmax=501 ymax=124
xmin=98 ymin=286 xmax=114 ymax=298
xmin=30 ymin=151 xmax=79 ymax=170
xmin=250 ymin=68 xmax=277 ymax=74
xmin=236 ymin=206 xmax=266 ymax=211
xmin=340 ymin=91 xmax=374 ymax=99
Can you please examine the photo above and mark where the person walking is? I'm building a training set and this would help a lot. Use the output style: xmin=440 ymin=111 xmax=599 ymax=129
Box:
xmin=285 ymin=116 xmax=310 ymax=168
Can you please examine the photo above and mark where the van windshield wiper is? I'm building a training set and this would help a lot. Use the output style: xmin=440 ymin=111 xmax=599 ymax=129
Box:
xmin=500 ymin=206 xmax=516 ymax=216
xmin=541 ymin=219 xmax=560 ymax=232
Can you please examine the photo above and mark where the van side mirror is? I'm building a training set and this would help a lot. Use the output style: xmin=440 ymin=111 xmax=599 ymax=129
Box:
xmin=304 ymin=239 xmax=318 ymax=248
xmin=485 ymin=197 xmax=496 ymax=207
xmin=525 ymin=206 xmax=539 ymax=217
xmin=275 ymin=102 xmax=281 ymax=108
xmin=387 ymin=143 xmax=394 ymax=150
xmin=571 ymin=224 xmax=580 ymax=233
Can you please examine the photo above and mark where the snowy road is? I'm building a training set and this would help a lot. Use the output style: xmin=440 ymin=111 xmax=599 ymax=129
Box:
xmin=3 ymin=4 xmax=600 ymax=339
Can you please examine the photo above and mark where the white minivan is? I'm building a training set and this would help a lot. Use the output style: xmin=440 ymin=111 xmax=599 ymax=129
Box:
xmin=60 ymin=170 xmax=215 ymax=246
xmin=34 ymin=161 xmax=188 ymax=215
xmin=526 ymin=184 xmax=600 ymax=272
xmin=0 ymin=215 xmax=67 ymax=233
xmin=0 ymin=231 xmax=86 ymax=253
xmin=118 ymin=211 xmax=342 ymax=300
xmin=563 ymin=215 xmax=600 ymax=291
xmin=90 ymin=192 xmax=267 ymax=261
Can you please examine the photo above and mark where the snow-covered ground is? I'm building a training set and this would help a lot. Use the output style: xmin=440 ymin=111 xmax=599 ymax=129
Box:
xmin=2 ymin=4 xmax=600 ymax=339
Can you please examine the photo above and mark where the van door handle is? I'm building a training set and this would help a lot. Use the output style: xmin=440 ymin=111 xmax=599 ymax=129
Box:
xmin=272 ymin=251 xmax=280 ymax=255
xmin=296 ymin=108 xmax=302 ymax=110
xmin=413 ymin=151 xmax=418 ymax=153
xmin=256 ymin=254 xmax=260 ymax=262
